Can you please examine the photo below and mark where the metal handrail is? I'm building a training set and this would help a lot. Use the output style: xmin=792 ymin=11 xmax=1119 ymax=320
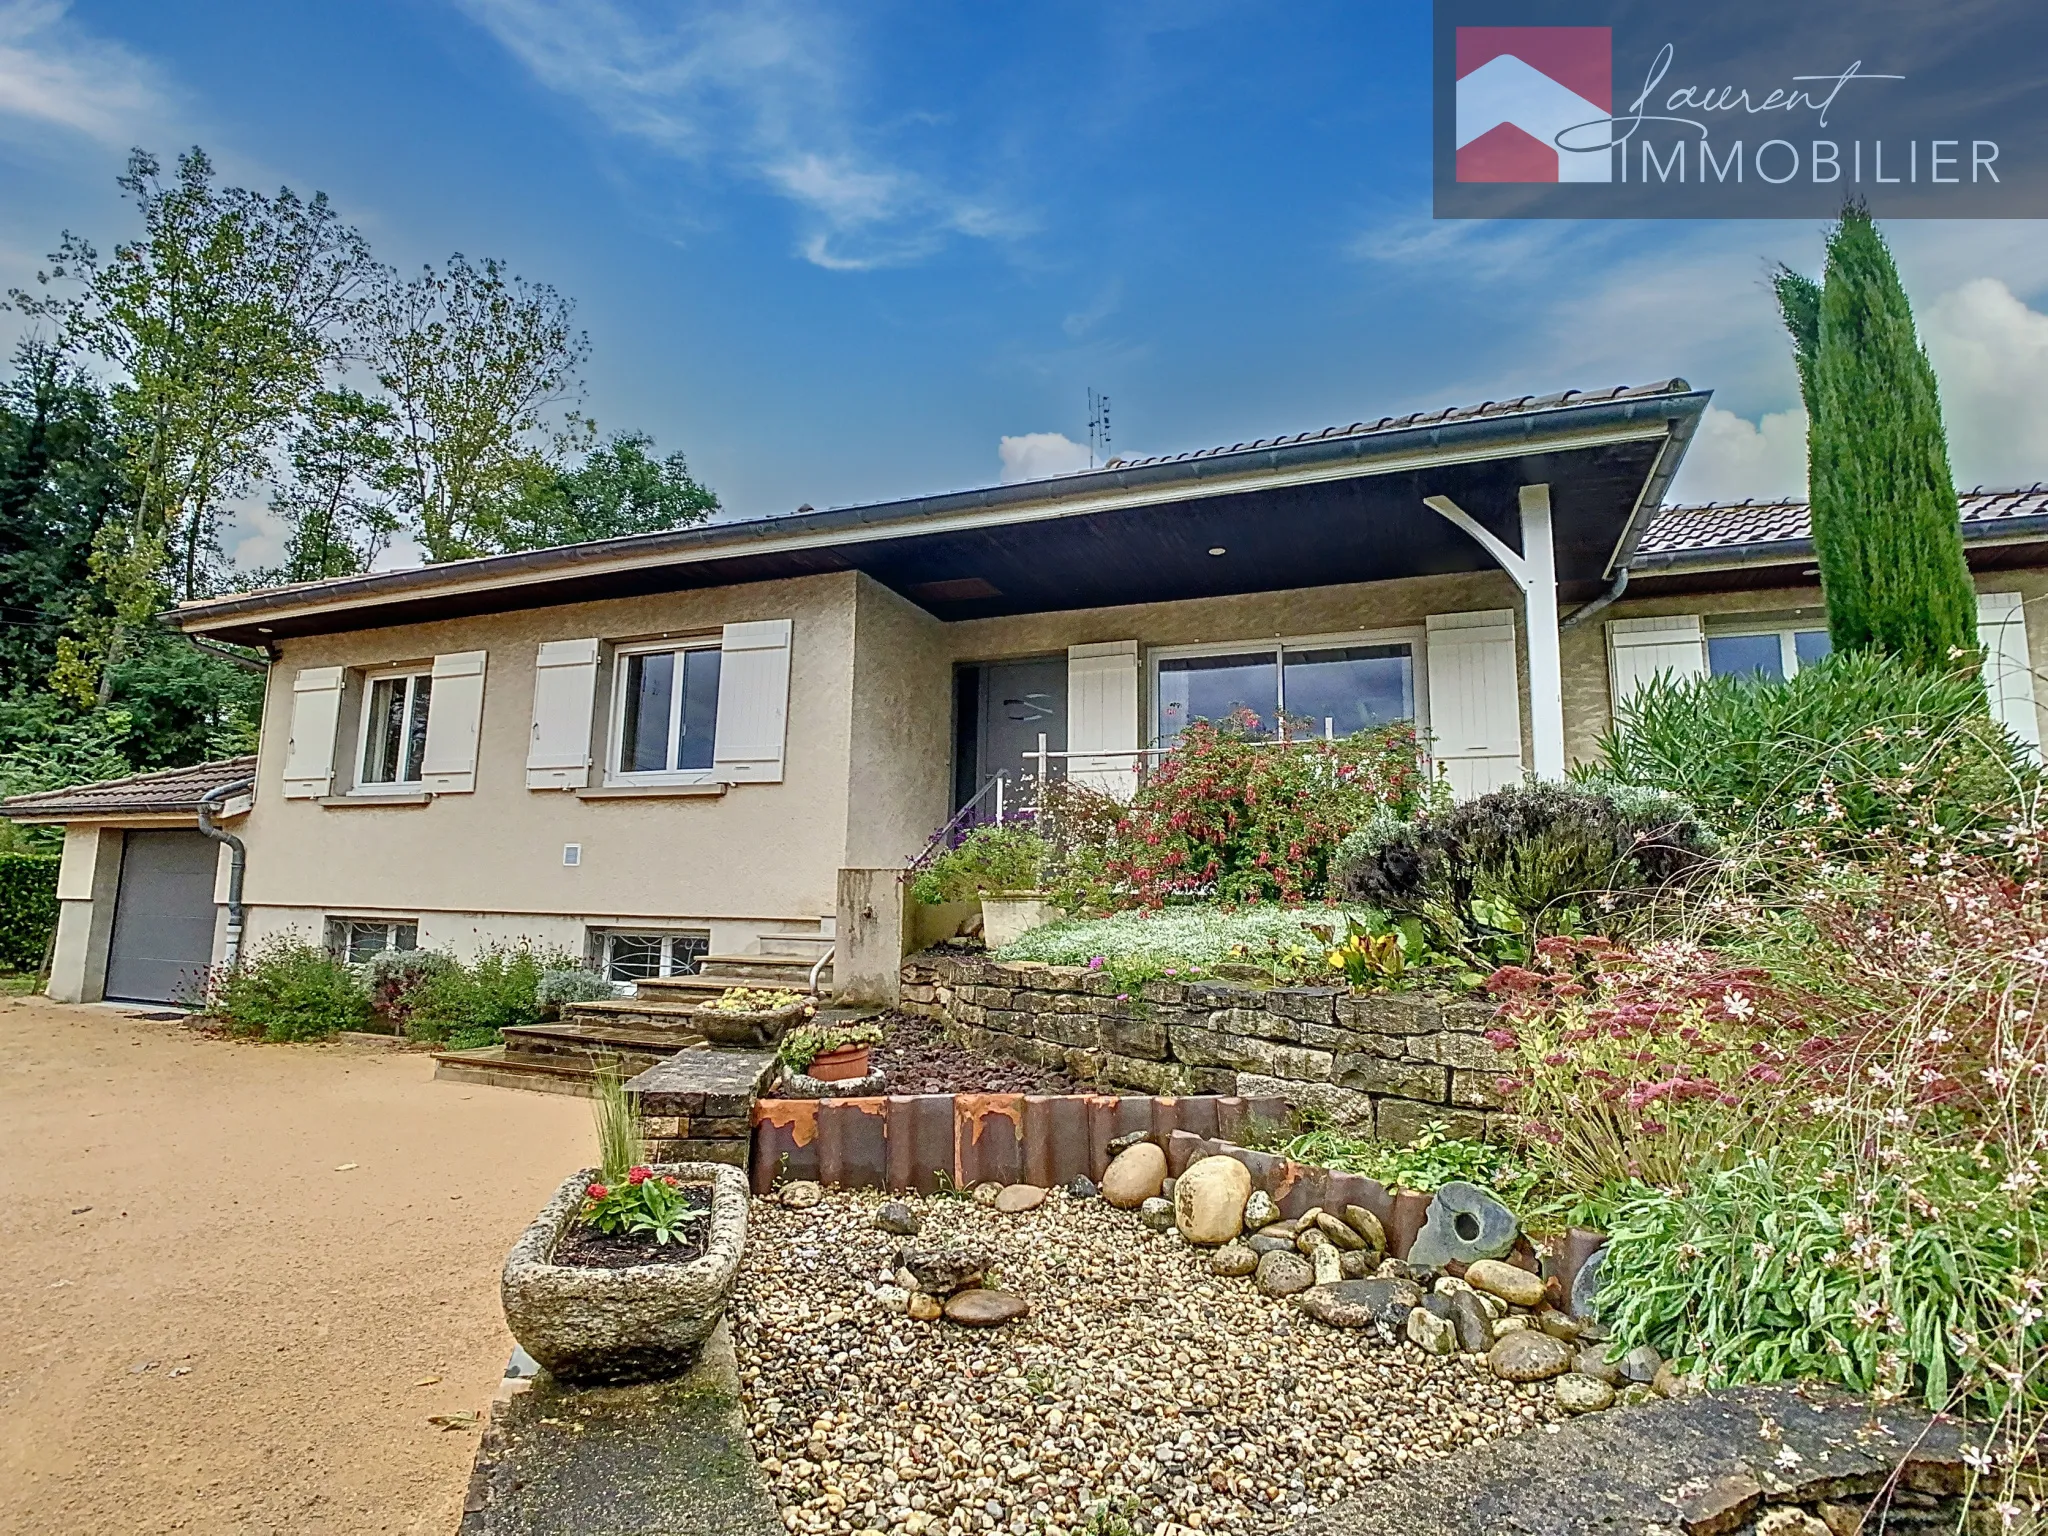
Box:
xmin=808 ymin=945 xmax=835 ymax=996
xmin=908 ymin=771 xmax=1022 ymax=869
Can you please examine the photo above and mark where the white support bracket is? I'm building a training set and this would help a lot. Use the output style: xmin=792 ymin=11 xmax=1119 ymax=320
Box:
xmin=1424 ymin=485 xmax=1566 ymax=781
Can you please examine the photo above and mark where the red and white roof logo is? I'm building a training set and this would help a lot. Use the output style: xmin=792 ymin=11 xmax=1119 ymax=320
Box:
xmin=1455 ymin=27 xmax=1613 ymax=183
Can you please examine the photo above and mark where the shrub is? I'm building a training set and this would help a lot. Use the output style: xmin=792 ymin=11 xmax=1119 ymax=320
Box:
xmin=910 ymin=824 xmax=1047 ymax=905
xmin=360 ymin=948 xmax=455 ymax=1032
xmin=536 ymin=967 xmax=615 ymax=1014
xmin=400 ymin=943 xmax=576 ymax=1043
xmin=0 ymin=853 xmax=58 ymax=971
xmin=210 ymin=937 xmax=371 ymax=1042
xmin=1335 ymin=782 xmax=1713 ymax=964
xmin=1110 ymin=712 xmax=1427 ymax=905
xmin=1590 ymin=649 xmax=2033 ymax=848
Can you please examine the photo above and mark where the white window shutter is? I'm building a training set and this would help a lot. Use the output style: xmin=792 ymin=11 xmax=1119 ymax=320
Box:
xmin=282 ymin=666 xmax=344 ymax=799
xmin=1978 ymin=593 xmax=2041 ymax=756
xmin=712 ymin=619 xmax=793 ymax=783
xmin=1067 ymin=641 xmax=1141 ymax=799
xmin=1424 ymin=610 xmax=1524 ymax=800
xmin=1606 ymin=614 xmax=1708 ymax=713
xmin=527 ymin=638 xmax=601 ymax=789
xmin=420 ymin=650 xmax=488 ymax=793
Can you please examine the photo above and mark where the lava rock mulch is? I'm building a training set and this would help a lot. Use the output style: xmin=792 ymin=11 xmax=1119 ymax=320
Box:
xmin=729 ymin=1188 xmax=1558 ymax=1536
xmin=868 ymin=1011 xmax=1097 ymax=1095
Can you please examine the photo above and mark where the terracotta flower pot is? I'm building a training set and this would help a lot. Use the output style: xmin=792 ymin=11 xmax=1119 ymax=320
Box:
xmin=806 ymin=1044 xmax=871 ymax=1082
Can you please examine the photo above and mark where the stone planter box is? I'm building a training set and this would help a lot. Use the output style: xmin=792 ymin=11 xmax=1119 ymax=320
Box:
xmin=501 ymin=1161 xmax=749 ymax=1384
xmin=980 ymin=893 xmax=1064 ymax=948
xmin=692 ymin=999 xmax=810 ymax=1045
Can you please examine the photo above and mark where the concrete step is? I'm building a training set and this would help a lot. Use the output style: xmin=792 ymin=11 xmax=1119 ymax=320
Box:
xmin=757 ymin=934 xmax=835 ymax=958
xmin=504 ymin=1018 xmax=708 ymax=1058
xmin=700 ymin=953 xmax=832 ymax=984
xmin=635 ymin=971 xmax=832 ymax=1000
xmin=433 ymin=1047 xmax=615 ymax=1097
xmin=555 ymin=999 xmax=716 ymax=1036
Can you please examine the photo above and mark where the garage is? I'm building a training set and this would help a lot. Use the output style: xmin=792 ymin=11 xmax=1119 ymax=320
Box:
xmin=0 ymin=757 xmax=254 ymax=1006
xmin=104 ymin=829 xmax=225 ymax=1004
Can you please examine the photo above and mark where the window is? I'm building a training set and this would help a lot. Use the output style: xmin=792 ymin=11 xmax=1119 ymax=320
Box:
xmin=1154 ymin=637 xmax=1417 ymax=744
xmin=1706 ymin=626 xmax=1832 ymax=682
xmin=358 ymin=670 xmax=432 ymax=786
xmin=326 ymin=918 xmax=418 ymax=964
xmin=611 ymin=643 xmax=722 ymax=779
xmin=599 ymin=930 xmax=709 ymax=982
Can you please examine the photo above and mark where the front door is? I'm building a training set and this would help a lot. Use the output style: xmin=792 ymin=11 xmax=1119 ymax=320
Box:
xmin=952 ymin=657 xmax=1067 ymax=812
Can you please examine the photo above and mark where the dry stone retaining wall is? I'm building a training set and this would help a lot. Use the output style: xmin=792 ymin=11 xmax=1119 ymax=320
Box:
xmin=899 ymin=949 xmax=1507 ymax=1140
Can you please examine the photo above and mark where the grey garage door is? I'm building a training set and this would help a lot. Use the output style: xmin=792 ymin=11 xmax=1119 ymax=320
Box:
xmin=104 ymin=830 xmax=220 ymax=1004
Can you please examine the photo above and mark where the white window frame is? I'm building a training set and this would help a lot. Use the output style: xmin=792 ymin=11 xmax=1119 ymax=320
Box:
xmin=1146 ymin=627 xmax=1428 ymax=747
xmin=1703 ymin=620 xmax=1832 ymax=682
xmin=597 ymin=929 xmax=710 ymax=983
xmin=353 ymin=666 xmax=434 ymax=793
xmin=326 ymin=917 xmax=420 ymax=964
xmin=606 ymin=637 xmax=724 ymax=786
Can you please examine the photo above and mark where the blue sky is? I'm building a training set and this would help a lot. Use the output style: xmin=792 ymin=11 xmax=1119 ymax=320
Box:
xmin=4 ymin=0 xmax=2048 ymax=570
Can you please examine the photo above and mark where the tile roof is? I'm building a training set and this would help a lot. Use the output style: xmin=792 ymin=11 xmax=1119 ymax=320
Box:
xmin=2 ymin=756 xmax=257 ymax=821
xmin=1100 ymin=381 xmax=1691 ymax=471
xmin=1641 ymin=486 xmax=2048 ymax=562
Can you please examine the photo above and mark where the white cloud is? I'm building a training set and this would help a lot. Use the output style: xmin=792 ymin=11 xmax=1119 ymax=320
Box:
xmin=999 ymin=432 xmax=1091 ymax=483
xmin=1922 ymin=277 xmax=2048 ymax=491
xmin=1668 ymin=403 xmax=1808 ymax=504
xmin=0 ymin=0 xmax=168 ymax=146
xmin=452 ymin=0 xmax=1020 ymax=270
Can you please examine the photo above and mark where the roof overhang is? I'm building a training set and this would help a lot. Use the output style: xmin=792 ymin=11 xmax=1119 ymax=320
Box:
xmin=1633 ymin=513 xmax=2048 ymax=580
xmin=172 ymin=385 xmax=1710 ymax=645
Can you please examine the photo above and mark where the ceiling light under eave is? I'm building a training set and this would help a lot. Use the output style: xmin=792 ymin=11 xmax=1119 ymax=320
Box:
xmin=1207 ymin=547 xmax=1227 ymax=557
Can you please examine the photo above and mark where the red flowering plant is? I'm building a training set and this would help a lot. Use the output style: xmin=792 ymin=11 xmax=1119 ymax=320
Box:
xmin=1108 ymin=710 xmax=1427 ymax=906
xmin=1484 ymin=934 xmax=1811 ymax=1193
xmin=580 ymin=1165 xmax=705 ymax=1245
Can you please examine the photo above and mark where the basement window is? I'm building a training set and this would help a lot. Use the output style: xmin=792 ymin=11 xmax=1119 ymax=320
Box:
xmin=327 ymin=918 xmax=420 ymax=965
xmin=599 ymin=929 xmax=710 ymax=983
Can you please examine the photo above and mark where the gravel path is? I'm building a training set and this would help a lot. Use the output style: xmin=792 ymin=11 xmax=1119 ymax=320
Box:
xmin=731 ymin=1188 xmax=1559 ymax=1536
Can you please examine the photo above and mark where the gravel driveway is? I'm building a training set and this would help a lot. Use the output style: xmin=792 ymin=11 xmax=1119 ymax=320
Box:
xmin=0 ymin=996 xmax=592 ymax=1536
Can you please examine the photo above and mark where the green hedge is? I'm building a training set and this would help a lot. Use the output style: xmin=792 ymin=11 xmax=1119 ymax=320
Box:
xmin=0 ymin=854 xmax=59 ymax=971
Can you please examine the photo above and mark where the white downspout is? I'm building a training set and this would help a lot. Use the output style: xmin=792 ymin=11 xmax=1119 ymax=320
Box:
xmin=1422 ymin=483 xmax=1567 ymax=781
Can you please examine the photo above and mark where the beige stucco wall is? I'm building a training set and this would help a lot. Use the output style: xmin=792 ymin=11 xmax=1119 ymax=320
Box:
xmin=844 ymin=577 xmax=953 ymax=868
xmin=237 ymin=571 xmax=866 ymax=955
xmin=1560 ymin=569 xmax=2048 ymax=763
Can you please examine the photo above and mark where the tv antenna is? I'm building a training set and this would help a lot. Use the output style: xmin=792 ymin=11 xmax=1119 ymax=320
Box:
xmin=1087 ymin=388 xmax=1112 ymax=467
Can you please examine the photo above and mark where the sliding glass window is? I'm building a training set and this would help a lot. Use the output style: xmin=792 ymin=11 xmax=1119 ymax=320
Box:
xmin=1154 ymin=639 xmax=1417 ymax=744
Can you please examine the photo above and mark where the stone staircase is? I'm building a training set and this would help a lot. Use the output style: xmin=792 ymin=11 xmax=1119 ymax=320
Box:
xmin=432 ymin=936 xmax=834 ymax=1097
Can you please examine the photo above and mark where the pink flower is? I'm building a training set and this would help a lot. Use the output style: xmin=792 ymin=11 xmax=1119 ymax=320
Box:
xmin=586 ymin=1183 xmax=609 ymax=1201
xmin=663 ymin=1176 xmax=680 ymax=1188
xmin=1483 ymin=1028 xmax=1520 ymax=1051
xmin=627 ymin=1166 xmax=651 ymax=1185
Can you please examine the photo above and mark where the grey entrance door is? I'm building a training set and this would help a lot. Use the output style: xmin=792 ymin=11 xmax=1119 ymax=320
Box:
xmin=104 ymin=830 xmax=220 ymax=1004
xmin=953 ymin=656 xmax=1067 ymax=812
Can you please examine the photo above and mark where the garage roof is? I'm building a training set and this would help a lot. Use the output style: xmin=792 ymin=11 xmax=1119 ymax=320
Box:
xmin=1 ymin=757 xmax=257 ymax=824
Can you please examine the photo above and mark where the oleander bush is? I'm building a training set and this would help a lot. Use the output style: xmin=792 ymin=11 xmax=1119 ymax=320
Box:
xmin=1589 ymin=649 xmax=2034 ymax=849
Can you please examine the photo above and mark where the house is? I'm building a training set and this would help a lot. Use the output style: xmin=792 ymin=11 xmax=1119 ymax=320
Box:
xmin=13 ymin=379 xmax=2046 ymax=1009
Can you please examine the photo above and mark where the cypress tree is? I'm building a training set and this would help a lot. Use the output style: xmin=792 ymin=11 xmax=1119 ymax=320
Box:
xmin=1773 ymin=208 xmax=1978 ymax=672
